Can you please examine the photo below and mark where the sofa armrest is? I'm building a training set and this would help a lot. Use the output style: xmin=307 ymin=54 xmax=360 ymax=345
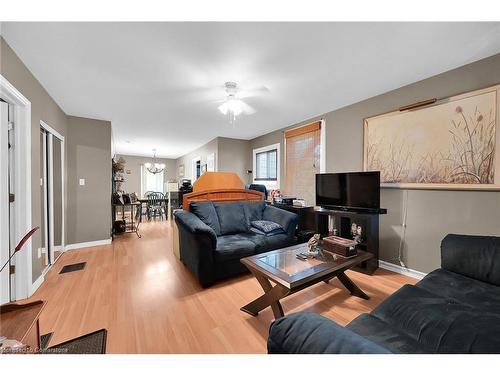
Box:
xmin=441 ymin=234 xmax=500 ymax=286
xmin=268 ymin=312 xmax=391 ymax=354
xmin=174 ymin=210 xmax=217 ymax=247
xmin=263 ymin=205 xmax=298 ymax=237
xmin=174 ymin=211 xmax=217 ymax=286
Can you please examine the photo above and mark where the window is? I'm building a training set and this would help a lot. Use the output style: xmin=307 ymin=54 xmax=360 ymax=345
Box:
xmin=255 ymin=149 xmax=277 ymax=181
xmin=141 ymin=165 xmax=164 ymax=197
xmin=253 ymin=143 xmax=280 ymax=189
xmin=284 ymin=121 xmax=321 ymax=205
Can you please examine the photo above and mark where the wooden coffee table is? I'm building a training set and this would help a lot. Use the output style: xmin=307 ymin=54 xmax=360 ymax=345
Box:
xmin=240 ymin=243 xmax=373 ymax=319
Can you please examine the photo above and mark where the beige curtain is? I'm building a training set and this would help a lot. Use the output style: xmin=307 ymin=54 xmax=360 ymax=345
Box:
xmin=284 ymin=122 xmax=321 ymax=205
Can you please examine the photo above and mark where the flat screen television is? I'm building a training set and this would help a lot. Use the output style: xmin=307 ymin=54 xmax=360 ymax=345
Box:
xmin=316 ymin=172 xmax=381 ymax=212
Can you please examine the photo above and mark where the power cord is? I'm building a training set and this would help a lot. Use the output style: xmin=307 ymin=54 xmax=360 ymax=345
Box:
xmin=397 ymin=189 xmax=409 ymax=269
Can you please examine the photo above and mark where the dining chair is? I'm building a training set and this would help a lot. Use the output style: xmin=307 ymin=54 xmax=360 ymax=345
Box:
xmin=146 ymin=192 xmax=165 ymax=220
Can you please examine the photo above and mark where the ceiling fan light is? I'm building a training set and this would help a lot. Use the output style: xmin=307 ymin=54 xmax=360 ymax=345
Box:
xmin=218 ymin=102 xmax=229 ymax=115
xmin=219 ymin=98 xmax=244 ymax=116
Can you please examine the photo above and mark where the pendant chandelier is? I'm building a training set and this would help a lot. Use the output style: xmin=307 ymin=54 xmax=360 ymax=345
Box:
xmin=145 ymin=149 xmax=165 ymax=174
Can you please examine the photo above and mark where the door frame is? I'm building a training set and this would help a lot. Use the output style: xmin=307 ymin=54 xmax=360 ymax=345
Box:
xmin=40 ymin=120 xmax=65 ymax=265
xmin=0 ymin=74 xmax=34 ymax=300
xmin=192 ymin=156 xmax=201 ymax=182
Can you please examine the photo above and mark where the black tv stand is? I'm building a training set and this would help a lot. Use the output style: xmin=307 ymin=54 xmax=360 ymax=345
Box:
xmin=314 ymin=207 xmax=387 ymax=274
xmin=318 ymin=205 xmax=387 ymax=215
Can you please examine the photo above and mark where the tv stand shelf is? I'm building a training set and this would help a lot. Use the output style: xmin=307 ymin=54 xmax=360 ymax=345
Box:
xmin=314 ymin=207 xmax=387 ymax=274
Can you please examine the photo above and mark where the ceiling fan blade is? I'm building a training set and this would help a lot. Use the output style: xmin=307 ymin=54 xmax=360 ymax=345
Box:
xmin=238 ymin=85 xmax=270 ymax=99
xmin=240 ymin=101 xmax=256 ymax=115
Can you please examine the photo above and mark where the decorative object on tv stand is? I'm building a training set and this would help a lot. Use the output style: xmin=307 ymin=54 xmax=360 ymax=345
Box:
xmin=364 ymin=84 xmax=499 ymax=190
xmin=145 ymin=149 xmax=165 ymax=174
xmin=270 ymin=189 xmax=282 ymax=203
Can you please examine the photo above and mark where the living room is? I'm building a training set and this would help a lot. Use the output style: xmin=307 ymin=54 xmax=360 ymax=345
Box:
xmin=1 ymin=2 xmax=500 ymax=374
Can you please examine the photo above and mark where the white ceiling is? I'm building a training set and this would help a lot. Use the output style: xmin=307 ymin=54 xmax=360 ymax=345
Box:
xmin=2 ymin=22 xmax=500 ymax=159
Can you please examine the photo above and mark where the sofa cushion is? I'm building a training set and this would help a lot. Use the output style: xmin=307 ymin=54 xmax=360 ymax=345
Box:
xmin=251 ymin=220 xmax=285 ymax=236
xmin=249 ymin=233 xmax=293 ymax=253
xmin=416 ymin=268 xmax=500 ymax=315
xmin=347 ymin=313 xmax=425 ymax=354
xmin=214 ymin=202 xmax=248 ymax=235
xmin=215 ymin=233 xmax=257 ymax=262
xmin=190 ymin=201 xmax=221 ymax=236
xmin=242 ymin=201 xmax=266 ymax=228
xmin=369 ymin=284 xmax=500 ymax=353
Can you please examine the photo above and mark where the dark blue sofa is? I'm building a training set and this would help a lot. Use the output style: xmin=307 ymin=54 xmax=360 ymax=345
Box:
xmin=268 ymin=234 xmax=500 ymax=354
xmin=174 ymin=201 xmax=298 ymax=287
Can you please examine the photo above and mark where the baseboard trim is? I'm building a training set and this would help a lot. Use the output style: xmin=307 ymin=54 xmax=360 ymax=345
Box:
xmin=65 ymin=239 xmax=112 ymax=250
xmin=378 ymin=260 xmax=427 ymax=280
xmin=30 ymin=273 xmax=44 ymax=295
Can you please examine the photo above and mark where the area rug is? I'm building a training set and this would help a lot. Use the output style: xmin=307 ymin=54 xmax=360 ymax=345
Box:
xmin=41 ymin=329 xmax=107 ymax=354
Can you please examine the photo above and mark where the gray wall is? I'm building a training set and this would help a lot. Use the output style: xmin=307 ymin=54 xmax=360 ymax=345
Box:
xmin=249 ymin=53 xmax=500 ymax=273
xmin=175 ymin=136 xmax=253 ymax=185
xmin=66 ymin=116 xmax=111 ymax=244
xmin=175 ymin=137 xmax=218 ymax=181
xmin=1 ymin=37 xmax=113 ymax=283
xmin=1 ymin=37 xmax=68 ymax=282
xmin=116 ymin=154 xmax=177 ymax=196
xmin=217 ymin=137 xmax=252 ymax=184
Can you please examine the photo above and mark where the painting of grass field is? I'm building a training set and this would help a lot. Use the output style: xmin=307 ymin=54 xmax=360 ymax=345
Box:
xmin=364 ymin=89 xmax=497 ymax=186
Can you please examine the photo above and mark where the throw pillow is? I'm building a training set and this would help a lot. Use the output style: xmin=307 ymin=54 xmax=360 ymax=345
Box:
xmin=251 ymin=220 xmax=285 ymax=236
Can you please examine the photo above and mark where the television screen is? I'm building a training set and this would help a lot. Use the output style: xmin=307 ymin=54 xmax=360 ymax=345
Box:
xmin=316 ymin=172 xmax=380 ymax=210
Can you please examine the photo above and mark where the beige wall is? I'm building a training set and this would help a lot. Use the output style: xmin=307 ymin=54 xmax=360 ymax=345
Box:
xmin=66 ymin=116 xmax=111 ymax=244
xmin=1 ymin=37 xmax=68 ymax=282
xmin=248 ymin=53 xmax=500 ymax=273
xmin=175 ymin=137 xmax=218 ymax=181
xmin=116 ymin=154 xmax=177 ymax=197
xmin=217 ymin=137 xmax=252 ymax=184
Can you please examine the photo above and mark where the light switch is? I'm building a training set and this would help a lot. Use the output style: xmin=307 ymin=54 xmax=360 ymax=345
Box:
xmin=79 ymin=178 xmax=85 ymax=186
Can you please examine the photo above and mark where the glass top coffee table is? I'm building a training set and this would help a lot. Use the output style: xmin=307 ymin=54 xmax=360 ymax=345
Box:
xmin=240 ymin=243 xmax=373 ymax=319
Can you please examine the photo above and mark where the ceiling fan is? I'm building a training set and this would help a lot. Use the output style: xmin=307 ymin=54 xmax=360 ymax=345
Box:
xmin=217 ymin=81 xmax=267 ymax=127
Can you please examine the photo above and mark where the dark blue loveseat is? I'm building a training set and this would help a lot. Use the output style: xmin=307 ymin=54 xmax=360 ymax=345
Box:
xmin=174 ymin=201 xmax=298 ymax=287
xmin=268 ymin=234 xmax=500 ymax=354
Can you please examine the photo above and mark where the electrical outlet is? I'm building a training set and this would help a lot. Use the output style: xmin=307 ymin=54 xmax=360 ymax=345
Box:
xmin=79 ymin=178 xmax=85 ymax=186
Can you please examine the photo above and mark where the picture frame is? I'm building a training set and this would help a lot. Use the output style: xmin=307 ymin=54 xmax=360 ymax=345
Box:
xmin=363 ymin=84 xmax=500 ymax=191
xmin=178 ymin=164 xmax=185 ymax=177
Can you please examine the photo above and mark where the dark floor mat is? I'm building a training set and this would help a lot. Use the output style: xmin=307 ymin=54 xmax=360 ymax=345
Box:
xmin=59 ymin=262 xmax=86 ymax=274
xmin=40 ymin=332 xmax=53 ymax=349
xmin=42 ymin=329 xmax=107 ymax=354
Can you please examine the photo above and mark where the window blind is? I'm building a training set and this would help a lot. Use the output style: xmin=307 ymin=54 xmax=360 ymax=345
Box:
xmin=284 ymin=121 xmax=321 ymax=205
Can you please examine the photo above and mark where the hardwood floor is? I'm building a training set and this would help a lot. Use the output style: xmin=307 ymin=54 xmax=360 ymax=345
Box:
xmin=27 ymin=220 xmax=417 ymax=353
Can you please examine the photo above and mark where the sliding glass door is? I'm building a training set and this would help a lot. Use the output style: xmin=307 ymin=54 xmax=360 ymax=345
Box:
xmin=40 ymin=122 xmax=65 ymax=271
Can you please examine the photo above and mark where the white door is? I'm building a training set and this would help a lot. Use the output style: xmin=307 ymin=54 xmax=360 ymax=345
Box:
xmin=0 ymin=101 xmax=10 ymax=303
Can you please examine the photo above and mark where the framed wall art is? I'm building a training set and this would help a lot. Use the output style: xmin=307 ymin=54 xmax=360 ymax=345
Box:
xmin=363 ymin=84 xmax=500 ymax=190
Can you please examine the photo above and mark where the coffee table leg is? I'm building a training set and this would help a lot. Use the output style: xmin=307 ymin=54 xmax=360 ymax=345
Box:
xmin=241 ymin=273 xmax=288 ymax=319
xmin=337 ymin=272 xmax=369 ymax=300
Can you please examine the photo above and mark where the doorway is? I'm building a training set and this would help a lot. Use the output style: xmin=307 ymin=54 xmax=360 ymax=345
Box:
xmin=40 ymin=121 xmax=65 ymax=274
xmin=1 ymin=100 xmax=13 ymax=303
